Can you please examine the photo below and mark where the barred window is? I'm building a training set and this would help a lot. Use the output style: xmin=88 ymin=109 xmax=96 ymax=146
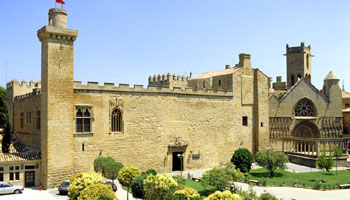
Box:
xmin=76 ymin=107 xmax=91 ymax=133
xmin=111 ymin=109 xmax=122 ymax=132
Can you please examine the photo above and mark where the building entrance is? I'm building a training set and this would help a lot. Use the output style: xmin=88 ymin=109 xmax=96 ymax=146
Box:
xmin=172 ymin=152 xmax=183 ymax=171
xmin=25 ymin=171 xmax=35 ymax=187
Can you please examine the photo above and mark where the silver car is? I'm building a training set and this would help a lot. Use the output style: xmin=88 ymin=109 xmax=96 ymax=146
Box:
xmin=0 ymin=182 xmax=23 ymax=194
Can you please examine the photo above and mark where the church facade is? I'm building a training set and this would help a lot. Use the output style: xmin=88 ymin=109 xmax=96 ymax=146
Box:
xmin=269 ymin=43 xmax=349 ymax=167
xmin=6 ymin=8 xmax=270 ymax=189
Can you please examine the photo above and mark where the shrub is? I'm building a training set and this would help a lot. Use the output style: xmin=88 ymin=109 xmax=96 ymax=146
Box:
xmin=173 ymin=175 xmax=186 ymax=187
xmin=143 ymin=174 xmax=178 ymax=200
xmin=146 ymin=169 xmax=157 ymax=175
xmin=259 ymin=192 xmax=278 ymax=200
xmin=131 ymin=173 xmax=148 ymax=198
xmin=255 ymin=149 xmax=288 ymax=177
xmin=117 ymin=165 xmax=141 ymax=186
xmin=102 ymin=159 xmax=124 ymax=183
xmin=93 ymin=156 xmax=117 ymax=174
xmin=204 ymin=190 xmax=242 ymax=200
xmin=201 ymin=163 xmax=244 ymax=191
xmin=78 ymin=183 xmax=117 ymax=200
xmin=68 ymin=172 xmax=103 ymax=200
xmin=173 ymin=187 xmax=200 ymax=200
xmin=231 ymin=148 xmax=253 ymax=173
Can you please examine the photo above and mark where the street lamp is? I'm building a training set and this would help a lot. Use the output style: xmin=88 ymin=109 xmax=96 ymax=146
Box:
xmin=177 ymin=153 xmax=184 ymax=176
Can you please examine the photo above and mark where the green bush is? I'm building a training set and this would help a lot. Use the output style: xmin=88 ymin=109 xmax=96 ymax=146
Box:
xmin=68 ymin=172 xmax=103 ymax=200
xmin=131 ymin=173 xmax=148 ymax=198
xmin=146 ymin=169 xmax=157 ymax=175
xmin=204 ymin=190 xmax=242 ymax=200
xmin=143 ymin=174 xmax=178 ymax=200
xmin=201 ymin=163 xmax=244 ymax=191
xmin=78 ymin=183 xmax=117 ymax=200
xmin=173 ymin=187 xmax=200 ymax=200
xmin=172 ymin=175 xmax=186 ymax=187
xmin=259 ymin=192 xmax=278 ymax=200
xmin=231 ymin=148 xmax=253 ymax=173
xmin=117 ymin=165 xmax=141 ymax=186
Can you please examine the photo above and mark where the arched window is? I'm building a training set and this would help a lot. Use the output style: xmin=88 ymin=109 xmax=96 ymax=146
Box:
xmin=294 ymin=98 xmax=316 ymax=117
xmin=111 ymin=109 xmax=122 ymax=132
xmin=76 ymin=107 xmax=91 ymax=133
xmin=291 ymin=75 xmax=295 ymax=85
xmin=346 ymin=103 xmax=350 ymax=109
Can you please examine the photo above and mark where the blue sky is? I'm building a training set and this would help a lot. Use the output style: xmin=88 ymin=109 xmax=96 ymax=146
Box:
xmin=1 ymin=0 xmax=350 ymax=90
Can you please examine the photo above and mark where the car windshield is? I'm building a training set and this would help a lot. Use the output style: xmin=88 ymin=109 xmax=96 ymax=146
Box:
xmin=60 ymin=182 xmax=69 ymax=186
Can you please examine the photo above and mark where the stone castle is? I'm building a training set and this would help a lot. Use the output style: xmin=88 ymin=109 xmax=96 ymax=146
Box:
xmin=3 ymin=8 xmax=349 ymax=189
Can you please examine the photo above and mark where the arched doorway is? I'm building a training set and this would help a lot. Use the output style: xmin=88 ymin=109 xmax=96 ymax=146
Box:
xmin=292 ymin=120 xmax=320 ymax=138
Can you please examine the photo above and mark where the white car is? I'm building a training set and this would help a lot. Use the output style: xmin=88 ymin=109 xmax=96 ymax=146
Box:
xmin=0 ymin=182 xmax=23 ymax=194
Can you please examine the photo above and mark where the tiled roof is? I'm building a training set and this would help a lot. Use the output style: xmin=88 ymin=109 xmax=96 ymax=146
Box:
xmin=190 ymin=67 xmax=241 ymax=80
xmin=0 ymin=139 xmax=41 ymax=162
xmin=343 ymin=91 xmax=350 ymax=98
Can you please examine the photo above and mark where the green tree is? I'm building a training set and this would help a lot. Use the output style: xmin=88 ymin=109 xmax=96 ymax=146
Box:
xmin=231 ymin=148 xmax=253 ymax=173
xmin=332 ymin=146 xmax=343 ymax=175
xmin=201 ymin=163 xmax=244 ymax=191
xmin=93 ymin=156 xmax=116 ymax=175
xmin=0 ymin=86 xmax=10 ymax=153
xmin=102 ymin=159 xmax=124 ymax=184
xmin=255 ymin=149 xmax=288 ymax=177
xmin=316 ymin=150 xmax=334 ymax=173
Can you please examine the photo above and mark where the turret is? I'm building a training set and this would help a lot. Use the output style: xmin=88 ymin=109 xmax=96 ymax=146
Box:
xmin=323 ymin=71 xmax=341 ymax=101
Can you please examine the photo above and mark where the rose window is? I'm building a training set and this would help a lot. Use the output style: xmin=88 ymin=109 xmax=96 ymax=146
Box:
xmin=295 ymin=99 xmax=314 ymax=116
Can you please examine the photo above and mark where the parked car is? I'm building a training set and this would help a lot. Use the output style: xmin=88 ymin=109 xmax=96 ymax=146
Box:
xmin=58 ymin=180 xmax=70 ymax=195
xmin=0 ymin=182 xmax=23 ymax=194
xmin=104 ymin=181 xmax=117 ymax=192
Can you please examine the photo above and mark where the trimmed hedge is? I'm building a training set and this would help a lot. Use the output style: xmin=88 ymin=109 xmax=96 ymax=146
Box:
xmin=79 ymin=183 xmax=117 ymax=200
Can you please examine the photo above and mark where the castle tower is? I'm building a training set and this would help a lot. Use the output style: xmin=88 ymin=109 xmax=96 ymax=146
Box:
xmin=285 ymin=42 xmax=312 ymax=87
xmin=37 ymin=8 xmax=78 ymax=189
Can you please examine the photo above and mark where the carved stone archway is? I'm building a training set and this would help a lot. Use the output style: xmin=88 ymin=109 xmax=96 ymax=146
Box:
xmin=292 ymin=120 xmax=320 ymax=138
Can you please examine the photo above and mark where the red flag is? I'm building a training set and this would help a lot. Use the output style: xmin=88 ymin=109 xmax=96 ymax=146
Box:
xmin=56 ymin=0 xmax=65 ymax=4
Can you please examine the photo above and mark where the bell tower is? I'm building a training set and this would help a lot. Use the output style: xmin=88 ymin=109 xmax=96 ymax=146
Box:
xmin=285 ymin=42 xmax=312 ymax=87
xmin=38 ymin=8 xmax=78 ymax=189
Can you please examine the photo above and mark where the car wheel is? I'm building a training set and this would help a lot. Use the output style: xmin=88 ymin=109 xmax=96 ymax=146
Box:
xmin=14 ymin=189 xmax=21 ymax=194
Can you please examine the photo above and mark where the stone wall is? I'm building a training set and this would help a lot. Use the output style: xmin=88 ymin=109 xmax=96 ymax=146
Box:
xmin=12 ymin=92 xmax=41 ymax=150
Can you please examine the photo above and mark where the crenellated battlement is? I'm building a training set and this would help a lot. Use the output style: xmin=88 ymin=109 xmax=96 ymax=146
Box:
xmin=7 ymin=79 xmax=41 ymax=90
xmin=14 ymin=89 xmax=41 ymax=100
xmin=148 ymin=73 xmax=189 ymax=90
xmin=73 ymin=81 xmax=232 ymax=96
xmin=148 ymin=73 xmax=189 ymax=84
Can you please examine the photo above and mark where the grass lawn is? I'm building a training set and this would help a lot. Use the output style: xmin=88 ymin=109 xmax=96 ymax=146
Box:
xmin=246 ymin=168 xmax=350 ymax=189
xmin=185 ymin=179 xmax=216 ymax=199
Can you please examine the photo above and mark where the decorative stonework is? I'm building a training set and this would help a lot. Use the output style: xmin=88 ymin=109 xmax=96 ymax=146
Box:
xmin=295 ymin=98 xmax=315 ymax=117
xmin=168 ymin=137 xmax=189 ymax=148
